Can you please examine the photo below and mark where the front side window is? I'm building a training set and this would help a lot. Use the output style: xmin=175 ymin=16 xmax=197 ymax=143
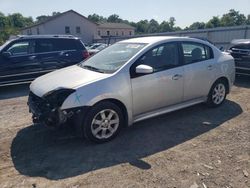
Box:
xmin=6 ymin=41 xmax=30 ymax=56
xmin=79 ymin=43 xmax=146 ymax=73
xmin=181 ymin=42 xmax=213 ymax=64
xmin=134 ymin=43 xmax=179 ymax=73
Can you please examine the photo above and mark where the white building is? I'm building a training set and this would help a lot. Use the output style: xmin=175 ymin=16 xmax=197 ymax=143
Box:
xmin=20 ymin=10 xmax=98 ymax=43
xmin=97 ymin=23 xmax=135 ymax=38
xmin=21 ymin=10 xmax=135 ymax=44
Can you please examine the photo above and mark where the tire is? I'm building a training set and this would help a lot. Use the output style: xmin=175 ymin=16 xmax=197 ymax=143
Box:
xmin=82 ymin=101 xmax=124 ymax=143
xmin=206 ymin=80 xmax=227 ymax=107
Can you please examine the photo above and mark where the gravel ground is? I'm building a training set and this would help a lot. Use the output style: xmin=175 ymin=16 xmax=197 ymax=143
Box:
xmin=0 ymin=76 xmax=249 ymax=188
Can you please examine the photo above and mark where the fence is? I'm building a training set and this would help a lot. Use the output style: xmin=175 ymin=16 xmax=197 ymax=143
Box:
xmin=94 ymin=25 xmax=250 ymax=49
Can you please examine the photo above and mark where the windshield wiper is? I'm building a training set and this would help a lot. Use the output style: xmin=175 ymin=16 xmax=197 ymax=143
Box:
xmin=80 ymin=65 xmax=106 ymax=73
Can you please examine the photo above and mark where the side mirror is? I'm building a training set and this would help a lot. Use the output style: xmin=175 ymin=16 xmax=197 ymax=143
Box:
xmin=135 ymin=64 xmax=153 ymax=74
xmin=219 ymin=46 xmax=224 ymax=51
xmin=2 ymin=51 xmax=11 ymax=58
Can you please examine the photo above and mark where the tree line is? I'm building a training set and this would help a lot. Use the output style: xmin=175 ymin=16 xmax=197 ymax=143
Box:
xmin=88 ymin=9 xmax=250 ymax=33
xmin=0 ymin=9 xmax=250 ymax=45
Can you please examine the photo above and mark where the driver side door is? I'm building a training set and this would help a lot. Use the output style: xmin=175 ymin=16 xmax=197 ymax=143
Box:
xmin=0 ymin=40 xmax=42 ymax=85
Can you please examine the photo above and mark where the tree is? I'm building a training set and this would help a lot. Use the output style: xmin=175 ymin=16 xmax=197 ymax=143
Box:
xmin=88 ymin=13 xmax=106 ymax=23
xmin=247 ymin=15 xmax=250 ymax=25
xmin=187 ymin=22 xmax=206 ymax=30
xmin=36 ymin=12 xmax=60 ymax=23
xmin=107 ymin=14 xmax=122 ymax=23
xmin=206 ymin=16 xmax=221 ymax=28
xmin=0 ymin=12 xmax=8 ymax=29
xmin=221 ymin=9 xmax=246 ymax=26
xmin=36 ymin=15 xmax=50 ymax=23
xmin=135 ymin=20 xmax=149 ymax=34
xmin=159 ymin=21 xmax=171 ymax=32
xmin=169 ymin=17 xmax=176 ymax=29
xmin=52 ymin=12 xmax=60 ymax=16
xmin=147 ymin=19 xmax=159 ymax=33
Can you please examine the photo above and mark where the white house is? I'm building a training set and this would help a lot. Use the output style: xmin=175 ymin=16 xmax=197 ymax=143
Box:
xmin=21 ymin=10 xmax=135 ymax=43
xmin=20 ymin=10 xmax=98 ymax=43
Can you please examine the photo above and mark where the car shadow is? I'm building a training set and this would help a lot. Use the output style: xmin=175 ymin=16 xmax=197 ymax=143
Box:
xmin=235 ymin=75 xmax=250 ymax=89
xmin=0 ymin=84 xmax=30 ymax=100
xmin=11 ymin=100 xmax=242 ymax=180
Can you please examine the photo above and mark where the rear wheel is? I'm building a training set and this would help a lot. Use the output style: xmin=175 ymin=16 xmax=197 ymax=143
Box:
xmin=82 ymin=101 xmax=124 ymax=143
xmin=207 ymin=80 xmax=227 ymax=107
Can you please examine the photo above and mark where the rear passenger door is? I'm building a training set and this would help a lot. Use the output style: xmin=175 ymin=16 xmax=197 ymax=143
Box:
xmin=181 ymin=42 xmax=215 ymax=101
xmin=34 ymin=39 xmax=61 ymax=72
xmin=53 ymin=39 xmax=85 ymax=69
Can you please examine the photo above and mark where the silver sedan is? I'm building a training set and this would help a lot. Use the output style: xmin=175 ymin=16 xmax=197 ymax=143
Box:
xmin=28 ymin=36 xmax=235 ymax=143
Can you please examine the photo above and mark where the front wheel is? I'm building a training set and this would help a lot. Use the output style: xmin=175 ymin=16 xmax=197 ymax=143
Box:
xmin=82 ymin=101 xmax=124 ymax=143
xmin=206 ymin=80 xmax=227 ymax=107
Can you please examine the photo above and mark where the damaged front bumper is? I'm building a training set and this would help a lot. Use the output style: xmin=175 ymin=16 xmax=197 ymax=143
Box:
xmin=28 ymin=91 xmax=87 ymax=127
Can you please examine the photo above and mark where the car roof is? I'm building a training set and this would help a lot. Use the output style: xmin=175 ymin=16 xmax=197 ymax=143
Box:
xmin=13 ymin=35 xmax=79 ymax=40
xmin=119 ymin=36 xmax=210 ymax=45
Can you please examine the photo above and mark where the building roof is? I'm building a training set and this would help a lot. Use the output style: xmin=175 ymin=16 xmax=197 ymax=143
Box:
xmin=98 ymin=23 xmax=135 ymax=30
xmin=21 ymin=10 xmax=97 ymax=30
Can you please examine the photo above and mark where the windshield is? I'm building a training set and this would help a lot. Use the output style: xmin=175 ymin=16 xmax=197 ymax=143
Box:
xmin=79 ymin=42 xmax=146 ymax=73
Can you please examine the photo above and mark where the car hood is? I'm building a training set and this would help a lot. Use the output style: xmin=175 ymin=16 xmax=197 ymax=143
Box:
xmin=30 ymin=65 xmax=110 ymax=97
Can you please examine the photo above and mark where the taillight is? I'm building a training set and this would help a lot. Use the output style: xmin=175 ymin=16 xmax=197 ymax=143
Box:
xmin=83 ymin=50 xmax=90 ymax=59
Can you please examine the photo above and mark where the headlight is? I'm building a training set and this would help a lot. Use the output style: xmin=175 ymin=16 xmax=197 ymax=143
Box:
xmin=43 ymin=88 xmax=75 ymax=107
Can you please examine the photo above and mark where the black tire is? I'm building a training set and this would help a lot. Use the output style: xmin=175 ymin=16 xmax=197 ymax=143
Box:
xmin=82 ymin=101 xmax=124 ymax=143
xmin=206 ymin=80 xmax=227 ymax=108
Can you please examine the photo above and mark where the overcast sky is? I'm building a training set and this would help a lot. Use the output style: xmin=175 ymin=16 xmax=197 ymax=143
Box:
xmin=0 ymin=0 xmax=249 ymax=28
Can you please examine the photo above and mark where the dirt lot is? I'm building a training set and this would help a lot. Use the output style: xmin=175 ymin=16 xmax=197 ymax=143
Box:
xmin=0 ymin=76 xmax=249 ymax=188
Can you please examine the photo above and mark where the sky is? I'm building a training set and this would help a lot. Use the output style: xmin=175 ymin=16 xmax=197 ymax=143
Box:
xmin=0 ymin=0 xmax=249 ymax=28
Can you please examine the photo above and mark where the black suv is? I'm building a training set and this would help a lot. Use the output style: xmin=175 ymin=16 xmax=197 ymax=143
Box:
xmin=227 ymin=39 xmax=250 ymax=76
xmin=0 ymin=35 xmax=89 ymax=86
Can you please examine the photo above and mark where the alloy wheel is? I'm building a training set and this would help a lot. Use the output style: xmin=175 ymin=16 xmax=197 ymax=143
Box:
xmin=212 ymin=83 xmax=226 ymax=105
xmin=91 ymin=109 xmax=119 ymax=139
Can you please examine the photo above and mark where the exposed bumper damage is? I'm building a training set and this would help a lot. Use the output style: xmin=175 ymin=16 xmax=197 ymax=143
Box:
xmin=27 ymin=90 xmax=87 ymax=127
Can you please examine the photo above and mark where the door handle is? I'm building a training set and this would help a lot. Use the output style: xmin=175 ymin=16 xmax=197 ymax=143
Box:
xmin=29 ymin=55 xmax=36 ymax=60
xmin=59 ymin=52 xmax=69 ymax=57
xmin=207 ymin=65 xmax=213 ymax=70
xmin=172 ymin=74 xmax=182 ymax=80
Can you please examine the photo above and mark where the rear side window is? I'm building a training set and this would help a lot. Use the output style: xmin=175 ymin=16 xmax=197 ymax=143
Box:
xmin=53 ymin=39 xmax=85 ymax=51
xmin=181 ymin=42 xmax=214 ymax=64
xmin=35 ymin=39 xmax=54 ymax=53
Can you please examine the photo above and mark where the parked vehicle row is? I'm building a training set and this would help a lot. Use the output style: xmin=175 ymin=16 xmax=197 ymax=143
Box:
xmin=28 ymin=36 xmax=235 ymax=143
xmin=0 ymin=35 xmax=89 ymax=86
xmin=87 ymin=43 xmax=108 ymax=56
